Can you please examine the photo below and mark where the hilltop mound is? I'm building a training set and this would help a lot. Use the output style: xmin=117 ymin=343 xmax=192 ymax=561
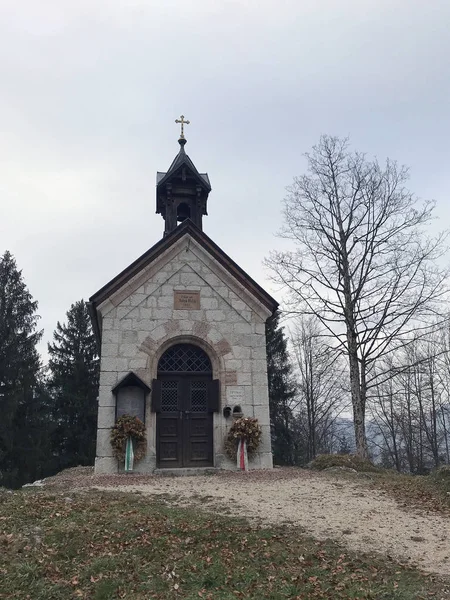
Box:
xmin=308 ymin=453 xmax=382 ymax=473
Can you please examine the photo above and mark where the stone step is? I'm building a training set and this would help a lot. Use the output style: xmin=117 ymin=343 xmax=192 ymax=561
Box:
xmin=153 ymin=467 xmax=220 ymax=477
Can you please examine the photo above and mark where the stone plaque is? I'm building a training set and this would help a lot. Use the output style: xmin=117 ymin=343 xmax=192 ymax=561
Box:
xmin=227 ymin=387 xmax=245 ymax=404
xmin=174 ymin=290 xmax=200 ymax=310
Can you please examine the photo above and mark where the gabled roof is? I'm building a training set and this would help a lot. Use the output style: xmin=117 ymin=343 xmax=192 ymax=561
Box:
xmin=88 ymin=219 xmax=278 ymax=342
xmin=112 ymin=372 xmax=151 ymax=394
xmin=156 ymin=141 xmax=211 ymax=191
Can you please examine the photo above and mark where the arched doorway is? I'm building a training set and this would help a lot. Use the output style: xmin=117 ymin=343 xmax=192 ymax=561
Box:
xmin=153 ymin=343 xmax=218 ymax=468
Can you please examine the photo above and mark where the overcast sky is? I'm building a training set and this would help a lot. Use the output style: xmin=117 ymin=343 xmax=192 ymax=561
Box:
xmin=1 ymin=0 xmax=450 ymax=359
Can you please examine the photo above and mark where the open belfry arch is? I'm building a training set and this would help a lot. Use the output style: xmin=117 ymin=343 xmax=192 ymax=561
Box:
xmin=89 ymin=117 xmax=278 ymax=473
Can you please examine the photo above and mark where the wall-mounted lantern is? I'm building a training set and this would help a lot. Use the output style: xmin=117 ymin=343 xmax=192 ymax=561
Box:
xmin=112 ymin=372 xmax=150 ymax=423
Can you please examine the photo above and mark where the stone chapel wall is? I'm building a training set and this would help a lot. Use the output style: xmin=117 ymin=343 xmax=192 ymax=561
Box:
xmin=95 ymin=236 xmax=273 ymax=474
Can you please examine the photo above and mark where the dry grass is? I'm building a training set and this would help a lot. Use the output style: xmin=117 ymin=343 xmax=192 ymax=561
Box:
xmin=365 ymin=469 xmax=450 ymax=515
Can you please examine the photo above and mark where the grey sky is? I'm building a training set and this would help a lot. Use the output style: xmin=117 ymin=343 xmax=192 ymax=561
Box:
xmin=1 ymin=0 xmax=450 ymax=359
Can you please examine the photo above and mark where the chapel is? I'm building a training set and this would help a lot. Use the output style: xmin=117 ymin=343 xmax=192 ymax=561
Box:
xmin=89 ymin=118 xmax=278 ymax=473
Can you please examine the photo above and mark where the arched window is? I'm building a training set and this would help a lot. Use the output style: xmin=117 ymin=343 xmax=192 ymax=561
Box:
xmin=176 ymin=202 xmax=191 ymax=222
xmin=157 ymin=343 xmax=212 ymax=374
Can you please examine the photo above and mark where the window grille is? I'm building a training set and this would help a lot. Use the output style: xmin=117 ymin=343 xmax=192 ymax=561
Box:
xmin=190 ymin=381 xmax=207 ymax=412
xmin=158 ymin=344 xmax=212 ymax=373
xmin=161 ymin=381 xmax=179 ymax=412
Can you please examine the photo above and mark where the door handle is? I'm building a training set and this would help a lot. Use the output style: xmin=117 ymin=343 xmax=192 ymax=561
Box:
xmin=184 ymin=411 xmax=190 ymax=419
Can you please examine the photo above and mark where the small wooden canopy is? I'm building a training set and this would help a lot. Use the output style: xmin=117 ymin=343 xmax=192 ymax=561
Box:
xmin=112 ymin=372 xmax=151 ymax=395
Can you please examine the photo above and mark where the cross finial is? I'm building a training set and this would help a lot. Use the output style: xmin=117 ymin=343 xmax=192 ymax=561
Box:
xmin=175 ymin=115 xmax=190 ymax=140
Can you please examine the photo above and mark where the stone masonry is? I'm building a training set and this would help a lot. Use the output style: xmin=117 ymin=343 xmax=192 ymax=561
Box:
xmin=94 ymin=232 xmax=273 ymax=474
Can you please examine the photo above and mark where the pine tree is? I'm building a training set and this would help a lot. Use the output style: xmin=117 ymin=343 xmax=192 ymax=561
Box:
xmin=11 ymin=379 xmax=57 ymax=486
xmin=266 ymin=310 xmax=296 ymax=465
xmin=0 ymin=251 xmax=44 ymax=488
xmin=48 ymin=300 xmax=99 ymax=469
xmin=338 ymin=434 xmax=352 ymax=455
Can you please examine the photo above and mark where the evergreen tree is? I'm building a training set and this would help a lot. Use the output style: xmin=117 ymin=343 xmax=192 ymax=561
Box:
xmin=48 ymin=300 xmax=99 ymax=469
xmin=11 ymin=379 xmax=57 ymax=486
xmin=0 ymin=251 xmax=44 ymax=488
xmin=266 ymin=310 xmax=296 ymax=465
xmin=338 ymin=434 xmax=352 ymax=455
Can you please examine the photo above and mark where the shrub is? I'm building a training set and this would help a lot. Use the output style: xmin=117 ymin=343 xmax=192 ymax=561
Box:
xmin=430 ymin=465 xmax=450 ymax=487
xmin=308 ymin=453 xmax=382 ymax=473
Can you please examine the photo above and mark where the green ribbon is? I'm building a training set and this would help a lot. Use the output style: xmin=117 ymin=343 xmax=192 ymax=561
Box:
xmin=125 ymin=436 xmax=134 ymax=472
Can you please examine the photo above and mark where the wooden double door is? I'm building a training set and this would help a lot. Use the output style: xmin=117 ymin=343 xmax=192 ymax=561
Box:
xmin=153 ymin=375 xmax=219 ymax=468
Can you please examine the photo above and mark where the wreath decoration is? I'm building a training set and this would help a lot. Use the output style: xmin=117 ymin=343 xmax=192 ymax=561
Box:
xmin=110 ymin=415 xmax=147 ymax=462
xmin=224 ymin=416 xmax=262 ymax=461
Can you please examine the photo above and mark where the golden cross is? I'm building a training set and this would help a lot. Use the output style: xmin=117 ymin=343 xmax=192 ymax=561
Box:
xmin=175 ymin=115 xmax=190 ymax=139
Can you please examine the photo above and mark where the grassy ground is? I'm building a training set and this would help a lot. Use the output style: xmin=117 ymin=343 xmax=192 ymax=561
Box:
xmin=366 ymin=470 xmax=450 ymax=515
xmin=309 ymin=454 xmax=450 ymax=515
xmin=1 ymin=489 xmax=448 ymax=599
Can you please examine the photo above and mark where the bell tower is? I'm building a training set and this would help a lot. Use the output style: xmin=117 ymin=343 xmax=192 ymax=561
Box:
xmin=156 ymin=116 xmax=211 ymax=236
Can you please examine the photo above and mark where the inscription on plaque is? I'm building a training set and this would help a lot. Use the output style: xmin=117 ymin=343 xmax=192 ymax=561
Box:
xmin=227 ymin=387 xmax=245 ymax=404
xmin=174 ymin=290 xmax=201 ymax=310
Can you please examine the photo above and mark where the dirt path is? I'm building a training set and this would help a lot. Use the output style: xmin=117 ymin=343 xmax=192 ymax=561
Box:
xmin=94 ymin=470 xmax=450 ymax=576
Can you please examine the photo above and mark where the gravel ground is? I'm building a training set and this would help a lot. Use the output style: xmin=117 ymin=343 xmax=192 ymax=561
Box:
xmin=83 ymin=468 xmax=450 ymax=577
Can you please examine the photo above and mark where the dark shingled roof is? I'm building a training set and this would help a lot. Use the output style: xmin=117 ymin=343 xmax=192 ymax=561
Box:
xmin=156 ymin=142 xmax=211 ymax=190
xmin=112 ymin=372 xmax=151 ymax=394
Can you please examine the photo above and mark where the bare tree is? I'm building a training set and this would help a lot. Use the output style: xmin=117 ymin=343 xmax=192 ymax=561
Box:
xmin=290 ymin=316 xmax=348 ymax=462
xmin=368 ymin=319 xmax=450 ymax=473
xmin=436 ymin=318 xmax=450 ymax=463
xmin=370 ymin=357 xmax=404 ymax=471
xmin=267 ymin=136 xmax=448 ymax=458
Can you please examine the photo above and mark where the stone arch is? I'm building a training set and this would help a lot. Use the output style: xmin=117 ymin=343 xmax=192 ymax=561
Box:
xmin=150 ymin=334 xmax=224 ymax=381
xmin=136 ymin=319 xmax=233 ymax=382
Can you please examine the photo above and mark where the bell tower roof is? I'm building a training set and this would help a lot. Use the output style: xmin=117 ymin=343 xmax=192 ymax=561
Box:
xmin=156 ymin=117 xmax=211 ymax=236
xmin=156 ymin=138 xmax=211 ymax=191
